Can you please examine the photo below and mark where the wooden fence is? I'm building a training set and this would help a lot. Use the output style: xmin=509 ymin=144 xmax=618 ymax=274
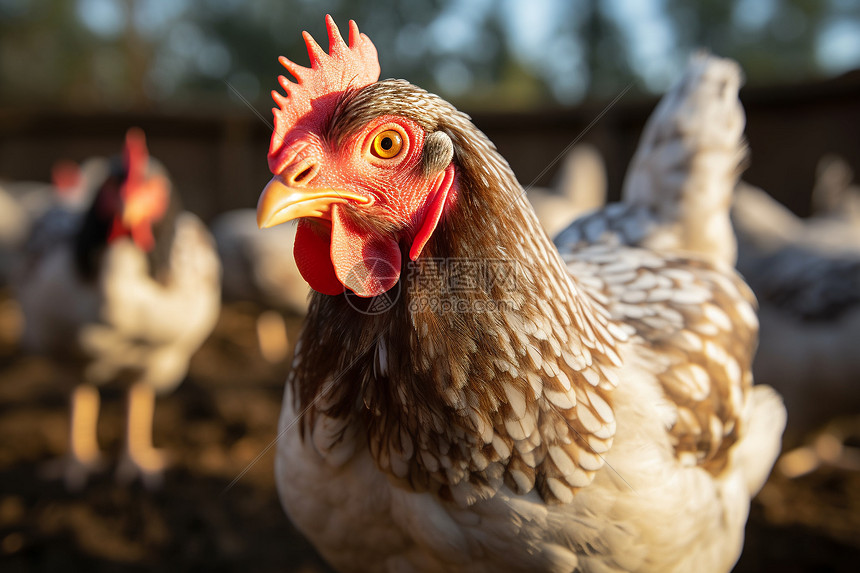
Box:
xmin=1 ymin=70 xmax=858 ymax=221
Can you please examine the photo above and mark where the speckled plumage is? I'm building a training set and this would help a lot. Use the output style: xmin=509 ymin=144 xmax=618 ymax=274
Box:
xmin=269 ymin=30 xmax=784 ymax=573
xmin=557 ymin=54 xmax=746 ymax=268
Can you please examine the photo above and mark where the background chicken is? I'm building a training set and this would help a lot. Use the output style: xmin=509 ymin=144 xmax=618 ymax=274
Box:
xmin=256 ymin=18 xmax=784 ymax=572
xmin=731 ymin=181 xmax=860 ymax=479
xmin=0 ymin=157 xmax=106 ymax=286
xmin=16 ymin=129 xmax=221 ymax=490
xmin=212 ymin=209 xmax=308 ymax=362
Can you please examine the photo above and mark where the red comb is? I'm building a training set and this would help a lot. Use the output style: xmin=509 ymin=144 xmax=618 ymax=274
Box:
xmin=51 ymin=160 xmax=81 ymax=193
xmin=269 ymin=15 xmax=380 ymax=172
xmin=123 ymin=127 xmax=149 ymax=184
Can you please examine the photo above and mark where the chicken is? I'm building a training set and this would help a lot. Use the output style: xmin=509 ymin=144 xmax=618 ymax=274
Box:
xmin=256 ymin=18 xmax=784 ymax=572
xmin=0 ymin=157 xmax=106 ymax=285
xmin=732 ymin=182 xmax=860 ymax=450
xmin=17 ymin=129 xmax=221 ymax=490
xmin=211 ymin=209 xmax=308 ymax=362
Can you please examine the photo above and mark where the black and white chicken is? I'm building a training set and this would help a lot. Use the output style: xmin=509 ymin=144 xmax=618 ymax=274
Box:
xmin=17 ymin=129 xmax=221 ymax=489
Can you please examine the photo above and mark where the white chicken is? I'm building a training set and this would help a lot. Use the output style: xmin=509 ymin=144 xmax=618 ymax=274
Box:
xmin=211 ymin=209 xmax=309 ymax=362
xmin=17 ymin=129 xmax=221 ymax=489
xmin=732 ymin=183 xmax=860 ymax=459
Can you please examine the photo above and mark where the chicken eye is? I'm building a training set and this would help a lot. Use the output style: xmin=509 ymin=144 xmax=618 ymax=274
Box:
xmin=371 ymin=130 xmax=403 ymax=159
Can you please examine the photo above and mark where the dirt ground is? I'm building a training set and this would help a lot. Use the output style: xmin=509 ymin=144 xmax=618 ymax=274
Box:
xmin=0 ymin=297 xmax=858 ymax=572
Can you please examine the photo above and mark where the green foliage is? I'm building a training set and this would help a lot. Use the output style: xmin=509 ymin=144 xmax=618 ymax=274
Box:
xmin=0 ymin=0 xmax=857 ymax=111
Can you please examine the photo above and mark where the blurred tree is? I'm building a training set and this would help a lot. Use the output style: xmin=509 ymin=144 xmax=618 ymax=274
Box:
xmin=665 ymin=0 xmax=836 ymax=85
xmin=0 ymin=0 xmax=159 ymax=108
xmin=0 ymin=0 xmax=858 ymax=111
xmin=580 ymin=0 xmax=636 ymax=98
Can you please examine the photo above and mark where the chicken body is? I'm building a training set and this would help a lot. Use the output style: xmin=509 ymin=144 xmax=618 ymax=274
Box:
xmin=212 ymin=209 xmax=308 ymax=361
xmin=278 ymin=359 xmax=782 ymax=573
xmin=733 ymin=183 xmax=860 ymax=439
xmin=260 ymin=20 xmax=784 ymax=573
xmin=21 ymin=212 xmax=220 ymax=392
xmin=277 ymin=217 xmax=782 ymax=572
xmin=17 ymin=131 xmax=221 ymax=488
xmin=213 ymin=209 xmax=309 ymax=314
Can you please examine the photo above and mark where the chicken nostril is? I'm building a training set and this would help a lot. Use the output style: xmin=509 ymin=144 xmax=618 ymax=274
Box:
xmin=292 ymin=165 xmax=315 ymax=185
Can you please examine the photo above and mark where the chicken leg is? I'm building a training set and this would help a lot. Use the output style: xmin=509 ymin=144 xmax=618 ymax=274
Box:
xmin=40 ymin=383 xmax=104 ymax=490
xmin=116 ymin=382 xmax=169 ymax=489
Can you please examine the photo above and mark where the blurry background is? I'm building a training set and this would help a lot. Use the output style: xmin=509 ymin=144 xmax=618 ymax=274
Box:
xmin=1 ymin=0 xmax=859 ymax=571
xmin=2 ymin=0 xmax=860 ymax=216
xmin=3 ymin=0 xmax=860 ymax=107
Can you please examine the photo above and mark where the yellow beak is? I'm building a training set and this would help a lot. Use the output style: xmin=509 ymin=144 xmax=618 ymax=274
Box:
xmin=256 ymin=177 xmax=371 ymax=229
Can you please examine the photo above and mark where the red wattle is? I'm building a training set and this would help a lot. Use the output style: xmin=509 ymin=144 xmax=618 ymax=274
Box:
xmin=291 ymin=165 xmax=454 ymax=298
xmin=410 ymin=164 xmax=456 ymax=260
xmin=108 ymin=217 xmax=129 ymax=244
xmin=294 ymin=219 xmax=345 ymax=295
xmin=331 ymin=205 xmax=401 ymax=297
